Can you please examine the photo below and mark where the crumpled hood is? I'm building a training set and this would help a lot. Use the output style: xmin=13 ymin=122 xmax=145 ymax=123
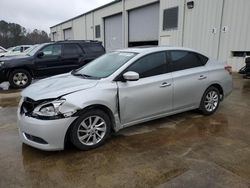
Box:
xmin=22 ymin=73 xmax=98 ymax=101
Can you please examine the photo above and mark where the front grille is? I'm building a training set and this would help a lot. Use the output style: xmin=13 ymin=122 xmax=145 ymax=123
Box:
xmin=24 ymin=133 xmax=48 ymax=144
xmin=21 ymin=97 xmax=39 ymax=115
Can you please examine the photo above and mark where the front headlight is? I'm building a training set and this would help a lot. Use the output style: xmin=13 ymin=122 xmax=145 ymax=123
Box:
xmin=33 ymin=99 xmax=66 ymax=118
xmin=0 ymin=61 xmax=4 ymax=67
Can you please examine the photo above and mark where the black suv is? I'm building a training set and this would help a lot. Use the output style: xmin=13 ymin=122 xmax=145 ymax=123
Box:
xmin=0 ymin=40 xmax=105 ymax=89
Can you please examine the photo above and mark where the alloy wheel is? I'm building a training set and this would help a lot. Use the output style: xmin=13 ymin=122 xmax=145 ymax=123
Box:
xmin=204 ymin=91 xmax=219 ymax=112
xmin=77 ymin=116 xmax=107 ymax=146
xmin=13 ymin=72 xmax=28 ymax=86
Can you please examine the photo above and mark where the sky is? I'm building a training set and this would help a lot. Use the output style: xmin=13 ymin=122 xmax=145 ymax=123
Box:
xmin=0 ymin=0 xmax=113 ymax=33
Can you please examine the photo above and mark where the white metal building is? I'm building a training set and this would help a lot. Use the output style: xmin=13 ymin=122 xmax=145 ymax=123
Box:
xmin=50 ymin=0 xmax=250 ymax=71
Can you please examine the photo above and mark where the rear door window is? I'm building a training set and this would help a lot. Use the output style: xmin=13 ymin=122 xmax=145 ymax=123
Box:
xmin=169 ymin=50 xmax=206 ymax=72
xmin=63 ymin=44 xmax=83 ymax=57
xmin=83 ymin=44 xmax=104 ymax=53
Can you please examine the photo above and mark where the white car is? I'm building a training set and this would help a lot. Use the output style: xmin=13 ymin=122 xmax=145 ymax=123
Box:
xmin=0 ymin=46 xmax=7 ymax=57
xmin=17 ymin=46 xmax=233 ymax=151
xmin=3 ymin=45 xmax=32 ymax=57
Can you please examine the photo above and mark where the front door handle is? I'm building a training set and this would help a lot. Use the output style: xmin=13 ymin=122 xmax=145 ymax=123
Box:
xmin=160 ymin=82 xmax=171 ymax=88
xmin=198 ymin=75 xmax=207 ymax=80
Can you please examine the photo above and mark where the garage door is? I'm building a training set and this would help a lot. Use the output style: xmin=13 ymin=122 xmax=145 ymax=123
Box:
xmin=63 ymin=28 xmax=73 ymax=40
xmin=129 ymin=3 xmax=160 ymax=44
xmin=104 ymin=14 xmax=123 ymax=52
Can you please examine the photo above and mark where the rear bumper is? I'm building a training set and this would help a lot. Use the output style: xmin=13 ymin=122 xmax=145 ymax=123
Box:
xmin=223 ymin=75 xmax=233 ymax=98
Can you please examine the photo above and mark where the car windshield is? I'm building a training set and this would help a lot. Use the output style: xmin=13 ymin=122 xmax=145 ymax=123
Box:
xmin=26 ymin=43 xmax=49 ymax=56
xmin=73 ymin=51 xmax=137 ymax=79
xmin=24 ymin=45 xmax=37 ymax=54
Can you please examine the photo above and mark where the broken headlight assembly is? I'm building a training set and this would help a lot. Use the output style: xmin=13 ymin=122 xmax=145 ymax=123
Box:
xmin=32 ymin=99 xmax=75 ymax=119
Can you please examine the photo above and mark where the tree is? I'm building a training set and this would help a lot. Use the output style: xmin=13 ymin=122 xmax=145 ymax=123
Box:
xmin=0 ymin=20 xmax=50 ymax=48
xmin=25 ymin=29 xmax=50 ymax=45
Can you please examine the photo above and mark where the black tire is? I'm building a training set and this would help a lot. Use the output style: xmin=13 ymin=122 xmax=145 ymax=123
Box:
xmin=199 ymin=86 xmax=221 ymax=115
xmin=238 ymin=66 xmax=246 ymax=74
xmin=70 ymin=109 xmax=111 ymax=150
xmin=9 ymin=69 xmax=32 ymax=89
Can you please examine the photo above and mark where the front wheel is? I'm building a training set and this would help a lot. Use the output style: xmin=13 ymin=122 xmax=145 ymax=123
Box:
xmin=70 ymin=109 xmax=111 ymax=150
xmin=199 ymin=86 xmax=220 ymax=115
xmin=9 ymin=69 xmax=32 ymax=89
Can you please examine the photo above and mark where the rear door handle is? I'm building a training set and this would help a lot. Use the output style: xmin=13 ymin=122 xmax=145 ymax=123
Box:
xmin=160 ymin=82 xmax=171 ymax=88
xmin=198 ymin=75 xmax=207 ymax=80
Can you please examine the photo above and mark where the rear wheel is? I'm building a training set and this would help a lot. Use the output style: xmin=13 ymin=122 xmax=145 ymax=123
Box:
xmin=70 ymin=109 xmax=111 ymax=150
xmin=9 ymin=69 xmax=32 ymax=89
xmin=199 ymin=86 xmax=220 ymax=115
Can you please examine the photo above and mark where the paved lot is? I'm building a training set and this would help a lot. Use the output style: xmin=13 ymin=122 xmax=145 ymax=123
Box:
xmin=0 ymin=74 xmax=250 ymax=188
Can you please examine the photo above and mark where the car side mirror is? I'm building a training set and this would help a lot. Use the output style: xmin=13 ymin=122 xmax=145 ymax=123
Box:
xmin=123 ymin=71 xmax=139 ymax=81
xmin=37 ymin=51 xmax=44 ymax=58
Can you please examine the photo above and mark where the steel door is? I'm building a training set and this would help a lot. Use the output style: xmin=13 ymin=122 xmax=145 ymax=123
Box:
xmin=118 ymin=73 xmax=173 ymax=125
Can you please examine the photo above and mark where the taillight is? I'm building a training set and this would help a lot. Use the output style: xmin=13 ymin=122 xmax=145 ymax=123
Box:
xmin=225 ymin=65 xmax=232 ymax=75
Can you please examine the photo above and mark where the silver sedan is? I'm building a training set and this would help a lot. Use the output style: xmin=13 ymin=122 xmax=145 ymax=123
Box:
xmin=17 ymin=46 xmax=233 ymax=151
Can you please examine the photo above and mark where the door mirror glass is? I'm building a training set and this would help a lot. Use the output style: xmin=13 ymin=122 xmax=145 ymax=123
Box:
xmin=123 ymin=71 xmax=139 ymax=81
xmin=37 ymin=51 xmax=44 ymax=58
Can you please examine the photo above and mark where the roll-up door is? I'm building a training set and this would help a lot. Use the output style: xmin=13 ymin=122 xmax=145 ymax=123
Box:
xmin=129 ymin=3 xmax=159 ymax=46
xmin=104 ymin=14 xmax=123 ymax=52
xmin=63 ymin=28 xmax=73 ymax=40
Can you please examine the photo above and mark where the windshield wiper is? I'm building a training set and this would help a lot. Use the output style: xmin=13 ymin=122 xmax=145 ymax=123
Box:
xmin=71 ymin=72 xmax=100 ymax=79
xmin=82 ymin=74 xmax=100 ymax=79
xmin=81 ymin=74 xmax=95 ymax=78
xmin=71 ymin=72 xmax=85 ymax=78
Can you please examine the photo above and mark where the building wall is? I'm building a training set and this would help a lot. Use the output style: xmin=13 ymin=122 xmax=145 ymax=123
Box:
xmin=159 ymin=0 xmax=249 ymax=70
xmin=183 ymin=0 xmax=224 ymax=58
xmin=218 ymin=0 xmax=250 ymax=71
xmin=93 ymin=1 xmax=123 ymax=44
xmin=124 ymin=0 xmax=158 ymax=10
xmin=85 ymin=13 xmax=94 ymax=40
xmin=159 ymin=0 xmax=184 ymax=46
xmin=50 ymin=26 xmax=61 ymax=41
xmin=50 ymin=0 xmax=249 ymax=71
xmin=72 ymin=16 xmax=86 ymax=40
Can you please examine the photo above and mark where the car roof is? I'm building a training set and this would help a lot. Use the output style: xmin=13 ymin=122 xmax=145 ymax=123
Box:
xmin=116 ymin=46 xmax=206 ymax=56
xmin=22 ymin=45 xmax=33 ymax=47
xmin=12 ymin=45 xmax=32 ymax=48
xmin=55 ymin=40 xmax=102 ymax=44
